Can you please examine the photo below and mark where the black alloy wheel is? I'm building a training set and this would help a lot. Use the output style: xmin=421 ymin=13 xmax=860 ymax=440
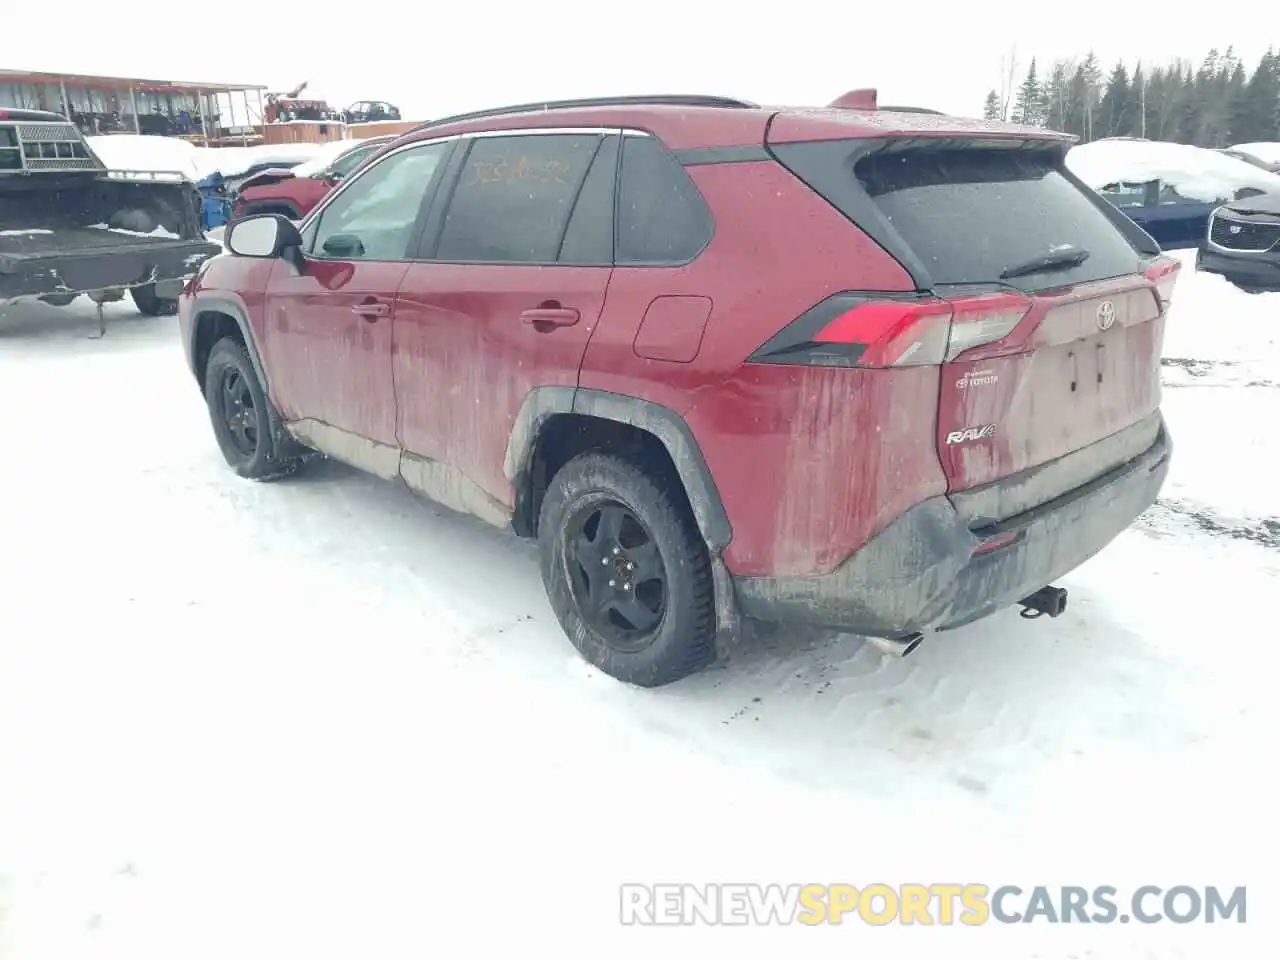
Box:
xmin=564 ymin=499 xmax=667 ymax=650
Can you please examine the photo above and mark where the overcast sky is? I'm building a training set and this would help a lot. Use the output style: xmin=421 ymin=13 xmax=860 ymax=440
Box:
xmin=6 ymin=1 xmax=1272 ymax=120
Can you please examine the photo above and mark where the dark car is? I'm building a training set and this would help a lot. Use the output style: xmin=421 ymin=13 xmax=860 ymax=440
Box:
xmin=1096 ymin=179 xmax=1222 ymax=250
xmin=343 ymin=101 xmax=401 ymax=125
xmin=1197 ymin=191 xmax=1280 ymax=293
xmin=178 ymin=91 xmax=1178 ymax=687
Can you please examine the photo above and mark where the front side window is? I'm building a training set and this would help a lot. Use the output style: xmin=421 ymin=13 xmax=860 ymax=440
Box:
xmin=310 ymin=141 xmax=450 ymax=261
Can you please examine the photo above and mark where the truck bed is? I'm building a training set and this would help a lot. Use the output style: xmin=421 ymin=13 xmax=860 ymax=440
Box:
xmin=0 ymin=174 xmax=220 ymax=303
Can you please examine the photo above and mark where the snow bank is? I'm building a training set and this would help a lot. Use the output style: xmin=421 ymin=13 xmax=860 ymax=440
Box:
xmin=84 ymin=135 xmax=327 ymax=181
xmin=1230 ymin=141 xmax=1280 ymax=165
xmin=194 ymin=143 xmax=325 ymax=180
xmin=1066 ymin=139 xmax=1280 ymax=204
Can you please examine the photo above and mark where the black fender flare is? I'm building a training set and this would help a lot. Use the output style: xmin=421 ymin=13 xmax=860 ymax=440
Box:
xmin=504 ymin=386 xmax=732 ymax=551
xmin=187 ymin=292 xmax=272 ymax=394
xmin=236 ymin=199 xmax=302 ymax=220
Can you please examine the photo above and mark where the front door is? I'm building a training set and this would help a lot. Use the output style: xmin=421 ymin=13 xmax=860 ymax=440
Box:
xmin=262 ymin=139 xmax=453 ymax=476
xmin=393 ymin=131 xmax=618 ymax=518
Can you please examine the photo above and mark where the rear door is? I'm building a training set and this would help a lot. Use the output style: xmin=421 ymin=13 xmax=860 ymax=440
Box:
xmin=851 ymin=145 xmax=1169 ymax=493
xmin=392 ymin=130 xmax=617 ymax=510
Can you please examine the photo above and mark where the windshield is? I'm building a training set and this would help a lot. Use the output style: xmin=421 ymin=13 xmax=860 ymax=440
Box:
xmin=327 ymin=143 xmax=380 ymax=178
xmin=290 ymin=139 xmax=372 ymax=179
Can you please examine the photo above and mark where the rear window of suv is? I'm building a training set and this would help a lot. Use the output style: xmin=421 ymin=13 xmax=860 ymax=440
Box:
xmin=855 ymin=147 xmax=1143 ymax=291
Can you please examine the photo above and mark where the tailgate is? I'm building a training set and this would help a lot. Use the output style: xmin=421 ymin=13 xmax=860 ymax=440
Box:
xmin=938 ymin=277 xmax=1165 ymax=494
xmin=0 ymin=226 xmax=186 ymax=266
xmin=0 ymin=229 xmax=219 ymax=298
xmin=853 ymin=141 xmax=1176 ymax=508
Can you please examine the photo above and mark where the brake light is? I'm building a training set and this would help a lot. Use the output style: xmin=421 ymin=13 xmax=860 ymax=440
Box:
xmin=1145 ymin=255 xmax=1180 ymax=307
xmin=749 ymin=291 xmax=1032 ymax=369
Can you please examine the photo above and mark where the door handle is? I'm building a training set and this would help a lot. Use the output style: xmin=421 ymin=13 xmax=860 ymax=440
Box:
xmin=521 ymin=307 xmax=580 ymax=328
xmin=352 ymin=300 xmax=391 ymax=321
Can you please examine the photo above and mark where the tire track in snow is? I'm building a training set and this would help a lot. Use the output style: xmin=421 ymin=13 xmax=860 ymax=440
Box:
xmin=1137 ymin=498 xmax=1280 ymax=551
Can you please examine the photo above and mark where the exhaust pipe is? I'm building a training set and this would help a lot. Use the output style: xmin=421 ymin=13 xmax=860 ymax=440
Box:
xmin=1019 ymin=585 xmax=1068 ymax=619
xmin=866 ymin=632 xmax=924 ymax=658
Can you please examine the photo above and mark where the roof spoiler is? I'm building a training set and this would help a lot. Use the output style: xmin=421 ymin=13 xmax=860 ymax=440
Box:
xmin=827 ymin=90 xmax=945 ymax=115
xmin=828 ymin=89 xmax=878 ymax=110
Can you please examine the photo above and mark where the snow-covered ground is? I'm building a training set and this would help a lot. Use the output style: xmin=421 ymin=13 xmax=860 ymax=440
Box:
xmin=0 ymin=253 xmax=1278 ymax=960
xmin=1067 ymin=138 xmax=1280 ymax=202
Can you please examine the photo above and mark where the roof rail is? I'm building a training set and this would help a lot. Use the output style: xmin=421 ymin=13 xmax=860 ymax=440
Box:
xmin=878 ymin=105 xmax=944 ymax=115
xmin=407 ymin=94 xmax=758 ymax=134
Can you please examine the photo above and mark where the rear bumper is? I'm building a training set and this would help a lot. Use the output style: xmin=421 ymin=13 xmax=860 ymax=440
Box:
xmin=733 ymin=418 xmax=1171 ymax=636
xmin=0 ymin=239 xmax=220 ymax=302
xmin=1196 ymin=246 xmax=1280 ymax=289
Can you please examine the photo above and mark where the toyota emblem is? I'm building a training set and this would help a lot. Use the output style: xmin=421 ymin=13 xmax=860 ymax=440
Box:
xmin=1096 ymin=300 xmax=1116 ymax=331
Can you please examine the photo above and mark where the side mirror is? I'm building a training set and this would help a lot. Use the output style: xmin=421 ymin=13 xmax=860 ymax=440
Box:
xmin=321 ymin=233 xmax=365 ymax=258
xmin=226 ymin=214 xmax=303 ymax=258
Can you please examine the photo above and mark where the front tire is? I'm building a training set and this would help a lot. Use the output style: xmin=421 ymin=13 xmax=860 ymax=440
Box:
xmin=204 ymin=338 xmax=300 ymax=481
xmin=130 ymin=283 xmax=178 ymax=316
xmin=538 ymin=452 xmax=716 ymax=687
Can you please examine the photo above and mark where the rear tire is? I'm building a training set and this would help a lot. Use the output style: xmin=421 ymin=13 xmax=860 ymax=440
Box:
xmin=538 ymin=451 xmax=716 ymax=687
xmin=130 ymin=283 xmax=178 ymax=316
xmin=204 ymin=338 xmax=300 ymax=481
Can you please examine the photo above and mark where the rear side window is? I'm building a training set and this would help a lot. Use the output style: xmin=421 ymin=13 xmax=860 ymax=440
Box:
xmin=617 ymin=135 xmax=713 ymax=264
xmin=855 ymin=148 xmax=1142 ymax=290
xmin=434 ymin=133 xmax=600 ymax=263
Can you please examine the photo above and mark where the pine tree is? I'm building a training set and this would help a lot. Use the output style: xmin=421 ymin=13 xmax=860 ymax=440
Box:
xmin=1043 ymin=61 xmax=1072 ymax=132
xmin=1013 ymin=58 xmax=1043 ymax=125
xmin=1233 ymin=49 xmax=1279 ymax=143
xmin=983 ymin=90 xmax=1002 ymax=120
xmin=1098 ymin=63 xmax=1132 ymax=137
xmin=975 ymin=47 xmax=1280 ymax=146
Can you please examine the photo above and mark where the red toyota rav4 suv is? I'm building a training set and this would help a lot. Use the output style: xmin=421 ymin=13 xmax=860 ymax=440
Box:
xmin=179 ymin=92 xmax=1178 ymax=687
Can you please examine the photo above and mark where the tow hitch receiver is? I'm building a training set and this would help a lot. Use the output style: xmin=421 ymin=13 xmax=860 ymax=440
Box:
xmin=1019 ymin=585 xmax=1068 ymax=619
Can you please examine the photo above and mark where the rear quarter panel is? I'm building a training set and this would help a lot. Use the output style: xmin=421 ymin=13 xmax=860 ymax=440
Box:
xmin=578 ymin=158 xmax=944 ymax=579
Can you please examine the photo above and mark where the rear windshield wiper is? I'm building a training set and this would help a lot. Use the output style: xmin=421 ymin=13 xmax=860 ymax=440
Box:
xmin=999 ymin=245 xmax=1091 ymax=280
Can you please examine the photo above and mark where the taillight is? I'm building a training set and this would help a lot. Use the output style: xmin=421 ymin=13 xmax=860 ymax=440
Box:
xmin=1145 ymin=255 xmax=1180 ymax=308
xmin=749 ymin=291 xmax=1032 ymax=369
xmin=944 ymin=292 xmax=1032 ymax=361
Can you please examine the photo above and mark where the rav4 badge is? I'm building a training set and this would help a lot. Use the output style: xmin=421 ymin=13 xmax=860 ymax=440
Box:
xmin=945 ymin=425 xmax=997 ymax=444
